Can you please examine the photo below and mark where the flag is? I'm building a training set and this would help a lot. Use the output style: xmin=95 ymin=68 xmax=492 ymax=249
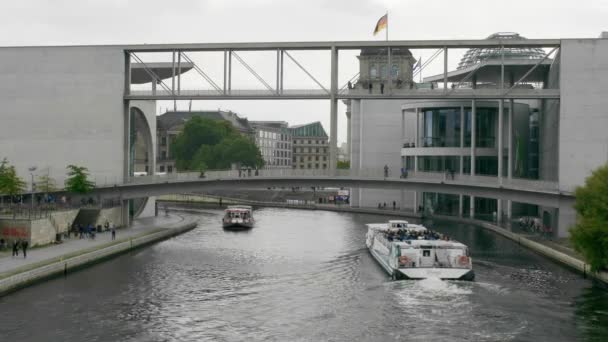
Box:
xmin=373 ymin=14 xmax=388 ymax=35
xmin=413 ymin=59 xmax=421 ymax=71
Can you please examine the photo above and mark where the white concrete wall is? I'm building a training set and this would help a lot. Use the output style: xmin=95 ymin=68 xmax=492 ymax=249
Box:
xmin=350 ymin=99 xmax=414 ymax=208
xmin=559 ymin=39 xmax=608 ymax=193
xmin=95 ymin=207 xmax=122 ymax=227
xmin=0 ymin=46 xmax=126 ymax=188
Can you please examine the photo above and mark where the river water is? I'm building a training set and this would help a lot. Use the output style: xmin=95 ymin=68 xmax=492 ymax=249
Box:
xmin=0 ymin=208 xmax=606 ymax=341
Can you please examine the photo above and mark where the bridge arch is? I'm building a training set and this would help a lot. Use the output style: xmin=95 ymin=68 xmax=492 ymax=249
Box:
xmin=129 ymin=106 xmax=155 ymax=176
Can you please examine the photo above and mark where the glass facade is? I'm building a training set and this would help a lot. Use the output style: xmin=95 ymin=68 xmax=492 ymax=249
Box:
xmin=417 ymin=156 xmax=460 ymax=173
xmin=421 ymin=107 xmax=498 ymax=148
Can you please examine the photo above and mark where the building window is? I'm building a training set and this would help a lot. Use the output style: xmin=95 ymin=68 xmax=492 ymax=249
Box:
xmin=161 ymin=137 xmax=167 ymax=146
xmin=323 ymin=156 xmax=327 ymax=161
xmin=323 ymin=164 xmax=327 ymax=169
xmin=160 ymin=165 xmax=165 ymax=172
xmin=168 ymin=166 xmax=173 ymax=173
xmin=308 ymin=140 xmax=312 ymax=144
xmin=315 ymin=156 xmax=319 ymax=161
xmin=161 ymin=151 xmax=167 ymax=159
xmin=307 ymin=163 xmax=312 ymax=169
xmin=315 ymin=163 xmax=319 ymax=169
xmin=316 ymin=148 xmax=319 ymax=153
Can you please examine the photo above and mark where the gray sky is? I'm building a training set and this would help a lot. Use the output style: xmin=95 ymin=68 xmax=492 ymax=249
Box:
xmin=1 ymin=0 xmax=606 ymax=143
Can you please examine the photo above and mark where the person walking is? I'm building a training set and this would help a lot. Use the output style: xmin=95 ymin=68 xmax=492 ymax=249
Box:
xmin=219 ymin=197 xmax=223 ymax=207
xmin=11 ymin=239 xmax=19 ymax=257
xmin=380 ymin=83 xmax=384 ymax=94
xmin=393 ymin=201 xmax=396 ymax=210
xmin=368 ymin=83 xmax=373 ymax=94
xmin=111 ymin=223 xmax=116 ymax=241
xmin=21 ymin=239 xmax=28 ymax=258
xmin=384 ymin=164 xmax=389 ymax=179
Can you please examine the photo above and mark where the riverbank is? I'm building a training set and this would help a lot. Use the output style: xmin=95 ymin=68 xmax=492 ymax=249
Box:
xmin=0 ymin=214 xmax=197 ymax=296
xmin=159 ymin=194 xmax=608 ymax=285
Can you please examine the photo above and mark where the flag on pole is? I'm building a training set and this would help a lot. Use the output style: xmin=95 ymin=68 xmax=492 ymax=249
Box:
xmin=413 ymin=59 xmax=421 ymax=71
xmin=373 ymin=14 xmax=388 ymax=35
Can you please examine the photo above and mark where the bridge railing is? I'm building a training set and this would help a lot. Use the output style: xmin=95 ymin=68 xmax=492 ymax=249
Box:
xmin=120 ymin=168 xmax=559 ymax=193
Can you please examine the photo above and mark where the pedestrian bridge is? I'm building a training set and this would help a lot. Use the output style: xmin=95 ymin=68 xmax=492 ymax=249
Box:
xmin=91 ymin=169 xmax=572 ymax=209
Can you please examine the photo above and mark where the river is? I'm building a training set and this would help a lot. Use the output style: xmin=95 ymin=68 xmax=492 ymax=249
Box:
xmin=0 ymin=207 xmax=606 ymax=341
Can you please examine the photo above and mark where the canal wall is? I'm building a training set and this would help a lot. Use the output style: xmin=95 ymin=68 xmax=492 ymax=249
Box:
xmin=159 ymin=195 xmax=608 ymax=285
xmin=0 ymin=218 xmax=197 ymax=297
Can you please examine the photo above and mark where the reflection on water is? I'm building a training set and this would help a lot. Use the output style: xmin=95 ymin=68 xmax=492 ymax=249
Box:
xmin=0 ymin=208 xmax=606 ymax=342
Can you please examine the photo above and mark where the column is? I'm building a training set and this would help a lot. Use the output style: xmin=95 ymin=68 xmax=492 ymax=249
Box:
xmin=508 ymin=99 xmax=514 ymax=180
xmin=497 ymin=199 xmax=503 ymax=223
xmin=470 ymin=100 xmax=476 ymax=176
xmin=414 ymin=108 xmax=419 ymax=172
xmin=498 ymin=99 xmax=504 ymax=184
xmin=507 ymin=199 xmax=512 ymax=220
xmin=121 ymin=199 xmax=130 ymax=227
xmin=329 ymin=46 xmax=339 ymax=175
xmin=124 ymin=52 xmax=131 ymax=95
xmin=413 ymin=191 xmax=419 ymax=213
xmin=123 ymin=101 xmax=130 ymax=182
xmin=460 ymin=105 xmax=464 ymax=175
xmin=470 ymin=196 xmax=475 ymax=219
xmin=346 ymin=112 xmax=351 ymax=162
xmin=458 ymin=194 xmax=463 ymax=217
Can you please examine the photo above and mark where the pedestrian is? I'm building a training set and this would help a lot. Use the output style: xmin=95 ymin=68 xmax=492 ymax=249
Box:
xmin=219 ymin=197 xmax=223 ymax=207
xmin=368 ymin=83 xmax=372 ymax=94
xmin=12 ymin=239 xmax=19 ymax=257
xmin=21 ymin=239 xmax=28 ymax=258
xmin=104 ymin=220 xmax=110 ymax=231
xmin=238 ymin=169 xmax=242 ymax=177
xmin=393 ymin=201 xmax=396 ymax=210
xmin=111 ymin=224 xmax=116 ymax=241
xmin=380 ymin=83 xmax=384 ymax=94
xmin=384 ymin=164 xmax=389 ymax=178
xmin=383 ymin=202 xmax=387 ymax=209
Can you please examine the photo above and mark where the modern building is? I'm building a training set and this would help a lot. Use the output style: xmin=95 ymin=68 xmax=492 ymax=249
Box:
xmin=156 ymin=110 xmax=253 ymax=173
xmin=290 ymin=122 xmax=330 ymax=169
xmin=250 ymin=121 xmax=292 ymax=169
xmin=348 ymin=32 xmax=608 ymax=237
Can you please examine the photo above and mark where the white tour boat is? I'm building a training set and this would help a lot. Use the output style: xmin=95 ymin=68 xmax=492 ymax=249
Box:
xmin=222 ymin=205 xmax=255 ymax=230
xmin=365 ymin=220 xmax=474 ymax=281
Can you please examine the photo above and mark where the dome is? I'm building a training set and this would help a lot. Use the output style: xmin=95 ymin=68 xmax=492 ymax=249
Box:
xmin=457 ymin=32 xmax=546 ymax=69
xmin=360 ymin=47 xmax=413 ymax=57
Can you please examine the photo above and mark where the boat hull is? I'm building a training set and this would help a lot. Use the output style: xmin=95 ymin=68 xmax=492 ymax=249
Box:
xmin=222 ymin=221 xmax=254 ymax=230
xmin=368 ymin=248 xmax=474 ymax=281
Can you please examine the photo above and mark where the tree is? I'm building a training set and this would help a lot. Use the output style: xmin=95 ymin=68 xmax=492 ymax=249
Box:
xmin=570 ymin=163 xmax=608 ymax=272
xmin=172 ymin=117 xmax=264 ymax=171
xmin=37 ymin=173 xmax=57 ymax=193
xmin=64 ymin=165 xmax=95 ymax=194
xmin=337 ymin=160 xmax=350 ymax=169
xmin=0 ymin=158 xmax=26 ymax=197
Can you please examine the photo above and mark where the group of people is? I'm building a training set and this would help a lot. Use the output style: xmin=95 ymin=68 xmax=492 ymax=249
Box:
xmin=385 ymin=228 xmax=447 ymax=242
xmin=71 ymin=221 xmax=116 ymax=241
xmin=238 ymin=168 xmax=259 ymax=177
xmin=377 ymin=201 xmax=398 ymax=210
xmin=8 ymin=239 xmax=29 ymax=258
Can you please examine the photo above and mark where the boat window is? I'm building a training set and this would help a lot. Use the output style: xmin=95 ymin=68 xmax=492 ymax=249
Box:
xmin=423 ymin=250 xmax=431 ymax=257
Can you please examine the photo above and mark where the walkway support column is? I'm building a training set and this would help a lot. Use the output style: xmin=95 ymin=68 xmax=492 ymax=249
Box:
xmin=460 ymin=105 xmax=464 ymax=175
xmin=471 ymin=100 xmax=476 ymax=176
xmin=508 ymin=99 xmax=513 ymax=180
xmin=498 ymin=99 xmax=504 ymax=184
xmin=414 ymin=108 xmax=419 ymax=172
xmin=458 ymin=194 xmax=463 ymax=217
xmin=329 ymin=46 xmax=338 ymax=175
xmin=123 ymin=101 xmax=130 ymax=182
xmin=470 ymin=196 xmax=475 ymax=219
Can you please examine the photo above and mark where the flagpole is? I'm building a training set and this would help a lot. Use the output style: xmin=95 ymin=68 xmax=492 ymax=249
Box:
xmin=385 ymin=11 xmax=388 ymax=41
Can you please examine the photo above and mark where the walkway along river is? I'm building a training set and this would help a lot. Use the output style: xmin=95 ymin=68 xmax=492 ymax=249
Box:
xmin=0 ymin=208 xmax=606 ymax=341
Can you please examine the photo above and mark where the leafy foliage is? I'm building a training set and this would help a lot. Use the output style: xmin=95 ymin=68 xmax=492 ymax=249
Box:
xmin=337 ymin=160 xmax=350 ymax=169
xmin=0 ymin=158 xmax=26 ymax=195
xmin=37 ymin=173 xmax=58 ymax=193
xmin=172 ymin=117 xmax=264 ymax=171
xmin=570 ymin=163 xmax=608 ymax=272
xmin=64 ymin=165 xmax=95 ymax=194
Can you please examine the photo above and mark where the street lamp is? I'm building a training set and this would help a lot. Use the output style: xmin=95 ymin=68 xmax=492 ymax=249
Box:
xmin=28 ymin=166 xmax=37 ymax=210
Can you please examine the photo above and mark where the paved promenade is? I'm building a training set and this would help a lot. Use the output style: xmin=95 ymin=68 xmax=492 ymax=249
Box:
xmin=0 ymin=214 xmax=186 ymax=278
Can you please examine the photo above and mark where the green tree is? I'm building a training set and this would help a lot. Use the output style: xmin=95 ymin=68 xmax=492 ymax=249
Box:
xmin=337 ymin=160 xmax=350 ymax=169
xmin=64 ymin=165 xmax=95 ymax=194
xmin=172 ymin=117 xmax=263 ymax=171
xmin=570 ymin=163 xmax=608 ymax=272
xmin=0 ymin=158 xmax=26 ymax=197
xmin=37 ymin=173 xmax=58 ymax=193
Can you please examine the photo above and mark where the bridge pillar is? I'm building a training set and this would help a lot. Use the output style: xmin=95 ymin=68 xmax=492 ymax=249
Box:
xmin=498 ymin=99 xmax=504 ymax=184
xmin=470 ymin=100 xmax=476 ymax=176
xmin=121 ymin=199 xmax=130 ymax=227
xmin=507 ymin=200 xmax=512 ymax=220
xmin=497 ymin=199 xmax=503 ymax=223
xmin=508 ymin=99 xmax=514 ymax=180
xmin=329 ymin=46 xmax=338 ymax=175
xmin=470 ymin=195 xmax=475 ymax=219
xmin=458 ymin=194 xmax=463 ymax=217
xmin=460 ymin=105 xmax=464 ymax=175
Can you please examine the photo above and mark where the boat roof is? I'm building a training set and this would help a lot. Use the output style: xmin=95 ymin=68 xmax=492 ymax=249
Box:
xmin=366 ymin=222 xmax=427 ymax=232
xmin=396 ymin=239 xmax=467 ymax=248
xmin=225 ymin=205 xmax=252 ymax=212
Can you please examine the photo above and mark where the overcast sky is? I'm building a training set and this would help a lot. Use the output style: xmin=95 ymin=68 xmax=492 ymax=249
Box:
xmin=1 ymin=0 xmax=606 ymax=144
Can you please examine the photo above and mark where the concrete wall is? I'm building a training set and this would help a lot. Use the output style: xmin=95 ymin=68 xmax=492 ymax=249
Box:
xmin=30 ymin=218 xmax=55 ymax=246
xmin=95 ymin=206 xmax=122 ymax=227
xmin=0 ymin=46 xmax=126 ymax=188
xmin=0 ymin=219 xmax=30 ymax=243
xmin=559 ymin=39 xmax=608 ymax=193
xmin=49 ymin=209 xmax=79 ymax=234
xmin=350 ymin=99 xmax=415 ymax=208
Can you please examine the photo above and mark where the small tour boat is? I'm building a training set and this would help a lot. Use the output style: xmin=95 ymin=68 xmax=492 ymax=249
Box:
xmin=366 ymin=220 xmax=474 ymax=281
xmin=222 ymin=205 xmax=255 ymax=230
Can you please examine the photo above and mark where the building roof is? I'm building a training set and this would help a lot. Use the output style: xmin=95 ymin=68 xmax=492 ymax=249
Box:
xmin=290 ymin=121 xmax=328 ymax=137
xmin=157 ymin=110 xmax=252 ymax=132
xmin=360 ymin=47 xmax=413 ymax=57
xmin=457 ymin=32 xmax=546 ymax=70
xmin=131 ymin=62 xmax=194 ymax=84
